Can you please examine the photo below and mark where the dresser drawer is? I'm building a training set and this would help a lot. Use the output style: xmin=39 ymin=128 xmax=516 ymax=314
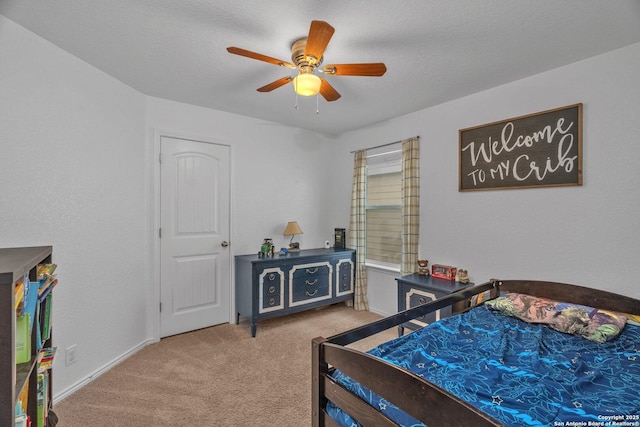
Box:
xmin=289 ymin=261 xmax=332 ymax=307
xmin=335 ymin=258 xmax=354 ymax=296
xmin=257 ymin=267 xmax=284 ymax=313
xmin=404 ymin=287 xmax=442 ymax=326
xmin=290 ymin=263 xmax=331 ymax=281
xmin=259 ymin=294 xmax=282 ymax=313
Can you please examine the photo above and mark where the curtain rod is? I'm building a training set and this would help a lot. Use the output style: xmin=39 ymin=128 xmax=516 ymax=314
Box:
xmin=350 ymin=135 xmax=420 ymax=153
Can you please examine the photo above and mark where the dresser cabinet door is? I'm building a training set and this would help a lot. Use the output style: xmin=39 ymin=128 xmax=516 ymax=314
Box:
xmin=404 ymin=287 xmax=440 ymax=327
xmin=335 ymin=258 xmax=354 ymax=296
xmin=289 ymin=262 xmax=332 ymax=307
xmin=258 ymin=267 xmax=285 ymax=313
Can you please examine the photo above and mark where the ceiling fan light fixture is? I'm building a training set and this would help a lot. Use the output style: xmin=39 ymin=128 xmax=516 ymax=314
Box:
xmin=293 ymin=73 xmax=321 ymax=96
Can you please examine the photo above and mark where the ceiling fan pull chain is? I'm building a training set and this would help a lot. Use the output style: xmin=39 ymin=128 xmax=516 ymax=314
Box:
xmin=316 ymin=93 xmax=319 ymax=114
xmin=293 ymin=77 xmax=299 ymax=110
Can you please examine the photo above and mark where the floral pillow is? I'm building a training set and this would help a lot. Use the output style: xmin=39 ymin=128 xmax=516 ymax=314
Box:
xmin=484 ymin=292 xmax=627 ymax=343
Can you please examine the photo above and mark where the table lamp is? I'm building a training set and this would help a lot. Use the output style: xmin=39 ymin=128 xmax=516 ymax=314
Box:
xmin=283 ymin=221 xmax=303 ymax=252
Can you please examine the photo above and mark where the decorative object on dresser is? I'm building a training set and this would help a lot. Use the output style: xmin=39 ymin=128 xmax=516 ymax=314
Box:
xmin=431 ymin=263 xmax=457 ymax=280
xmin=334 ymin=228 xmax=345 ymax=249
xmin=1 ymin=246 xmax=58 ymax=427
xmin=416 ymin=259 xmax=430 ymax=275
xmin=283 ymin=221 xmax=303 ymax=252
xmin=396 ymin=273 xmax=471 ymax=336
xmin=235 ymin=248 xmax=355 ymax=337
xmin=259 ymin=238 xmax=274 ymax=257
xmin=455 ymin=268 xmax=470 ymax=283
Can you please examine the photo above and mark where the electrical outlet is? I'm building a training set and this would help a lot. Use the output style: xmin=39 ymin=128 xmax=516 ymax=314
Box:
xmin=65 ymin=344 xmax=77 ymax=366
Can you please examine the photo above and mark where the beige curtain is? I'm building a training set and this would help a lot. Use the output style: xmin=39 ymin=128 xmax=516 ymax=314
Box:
xmin=401 ymin=137 xmax=420 ymax=276
xmin=348 ymin=150 xmax=369 ymax=311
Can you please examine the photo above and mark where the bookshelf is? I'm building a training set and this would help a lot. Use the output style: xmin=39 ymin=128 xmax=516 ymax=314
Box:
xmin=0 ymin=246 xmax=55 ymax=427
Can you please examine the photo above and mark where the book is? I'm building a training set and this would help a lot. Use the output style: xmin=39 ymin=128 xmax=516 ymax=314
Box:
xmin=14 ymin=414 xmax=28 ymax=427
xmin=23 ymin=279 xmax=39 ymax=332
xmin=37 ymin=372 xmax=46 ymax=427
xmin=39 ymin=293 xmax=53 ymax=342
xmin=15 ymin=380 xmax=29 ymax=417
xmin=16 ymin=313 xmax=31 ymax=364
xmin=37 ymin=275 xmax=57 ymax=303
xmin=36 ymin=263 xmax=57 ymax=281
xmin=38 ymin=347 xmax=57 ymax=372
xmin=35 ymin=302 xmax=42 ymax=352
xmin=15 ymin=282 xmax=25 ymax=314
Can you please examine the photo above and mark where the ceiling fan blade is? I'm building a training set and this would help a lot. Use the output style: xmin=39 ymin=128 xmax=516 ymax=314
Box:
xmin=319 ymin=78 xmax=341 ymax=102
xmin=322 ymin=63 xmax=387 ymax=76
xmin=257 ymin=76 xmax=293 ymax=92
xmin=304 ymin=21 xmax=335 ymax=61
xmin=227 ymin=47 xmax=295 ymax=68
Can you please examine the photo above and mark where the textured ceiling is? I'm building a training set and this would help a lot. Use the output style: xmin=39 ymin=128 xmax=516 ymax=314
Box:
xmin=2 ymin=0 xmax=640 ymax=136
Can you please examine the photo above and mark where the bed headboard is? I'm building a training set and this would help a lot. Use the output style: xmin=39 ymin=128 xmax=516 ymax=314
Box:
xmin=494 ymin=279 xmax=640 ymax=316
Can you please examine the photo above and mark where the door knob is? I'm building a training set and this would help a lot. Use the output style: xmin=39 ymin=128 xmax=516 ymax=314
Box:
xmin=221 ymin=241 xmax=229 ymax=247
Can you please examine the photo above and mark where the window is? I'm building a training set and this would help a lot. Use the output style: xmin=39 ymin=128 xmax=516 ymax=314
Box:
xmin=365 ymin=147 xmax=402 ymax=266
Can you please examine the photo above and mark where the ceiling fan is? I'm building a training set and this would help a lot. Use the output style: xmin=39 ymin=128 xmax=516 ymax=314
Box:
xmin=227 ymin=20 xmax=387 ymax=102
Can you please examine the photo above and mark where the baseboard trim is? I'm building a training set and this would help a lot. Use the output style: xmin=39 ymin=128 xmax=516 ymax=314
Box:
xmin=53 ymin=338 xmax=156 ymax=403
xmin=368 ymin=306 xmax=393 ymax=317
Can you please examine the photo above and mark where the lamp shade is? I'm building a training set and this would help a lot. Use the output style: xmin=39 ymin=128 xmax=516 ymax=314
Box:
xmin=292 ymin=73 xmax=321 ymax=96
xmin=283 ymin=221 xmax=303 ymax=236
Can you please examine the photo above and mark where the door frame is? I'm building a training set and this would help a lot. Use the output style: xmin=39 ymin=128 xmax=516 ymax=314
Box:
xmin=151 ymin=129 xmax=235 ymax=342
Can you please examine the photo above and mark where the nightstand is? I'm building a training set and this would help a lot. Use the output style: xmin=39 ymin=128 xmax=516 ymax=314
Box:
xmin=396 ymin=273 xmax=472 ymax=336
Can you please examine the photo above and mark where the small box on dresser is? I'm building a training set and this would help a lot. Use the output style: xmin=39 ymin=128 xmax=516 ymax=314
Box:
xmin=396 ymin=273 xmax=472 ymax=336
xmin=235 ymin=248 xmax=355 ymax=337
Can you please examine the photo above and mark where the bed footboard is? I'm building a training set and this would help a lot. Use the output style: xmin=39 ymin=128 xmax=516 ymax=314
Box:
xmin=313 ymin=339 xmax=501 ymax=427
xmin=312 ymin=281 xmax=499 ymax=426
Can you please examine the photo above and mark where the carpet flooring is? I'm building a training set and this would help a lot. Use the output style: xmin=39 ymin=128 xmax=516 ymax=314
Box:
xmin=53 ymin=304 xmax=396 ymax=426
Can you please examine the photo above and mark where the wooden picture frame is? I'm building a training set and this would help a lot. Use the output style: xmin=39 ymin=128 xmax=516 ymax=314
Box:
xmin=459 ymin=103 xmax=582 ymax=191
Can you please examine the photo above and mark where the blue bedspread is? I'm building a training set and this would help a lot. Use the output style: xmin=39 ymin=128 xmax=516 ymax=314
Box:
xmin=327 ymin=305 xmax=640 ymax=426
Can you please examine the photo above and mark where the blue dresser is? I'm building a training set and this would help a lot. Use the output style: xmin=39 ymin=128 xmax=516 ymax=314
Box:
xmin=396 ymin=273 xmax=471 ymax=336
xmin=235 ymin=248 xmax=356 ymax=336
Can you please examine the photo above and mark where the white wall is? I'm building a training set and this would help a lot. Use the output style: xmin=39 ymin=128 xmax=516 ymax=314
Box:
xmin=328 ymin=42 xmax=640 ymax=315
xmin=0 ymin=16 xmax=149 ymax=397
xmin=1 ymin=14 xmax=336 ymax=401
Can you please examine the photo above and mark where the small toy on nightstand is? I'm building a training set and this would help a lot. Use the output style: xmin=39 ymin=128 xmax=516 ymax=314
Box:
xmin=455 ymin=269 xmax=470 ymax=283
xmin=417 ymin=259 xmax=430 ymax=275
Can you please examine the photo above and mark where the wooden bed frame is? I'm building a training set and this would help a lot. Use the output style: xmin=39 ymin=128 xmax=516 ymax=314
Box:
xmin=312 ymin=279 xmax=640 ymax=427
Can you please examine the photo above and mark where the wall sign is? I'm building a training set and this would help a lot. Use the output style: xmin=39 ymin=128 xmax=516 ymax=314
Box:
xmin=459 ymin=104 xmax=582 ymax=191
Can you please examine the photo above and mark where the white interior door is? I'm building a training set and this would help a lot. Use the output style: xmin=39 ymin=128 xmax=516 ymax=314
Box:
xmin=160 ymin=136 xmax=230 ymax=337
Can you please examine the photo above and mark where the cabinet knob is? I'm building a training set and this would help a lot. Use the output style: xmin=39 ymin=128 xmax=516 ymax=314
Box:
xmin=221 ymin=241 xmax=229 ymax=247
